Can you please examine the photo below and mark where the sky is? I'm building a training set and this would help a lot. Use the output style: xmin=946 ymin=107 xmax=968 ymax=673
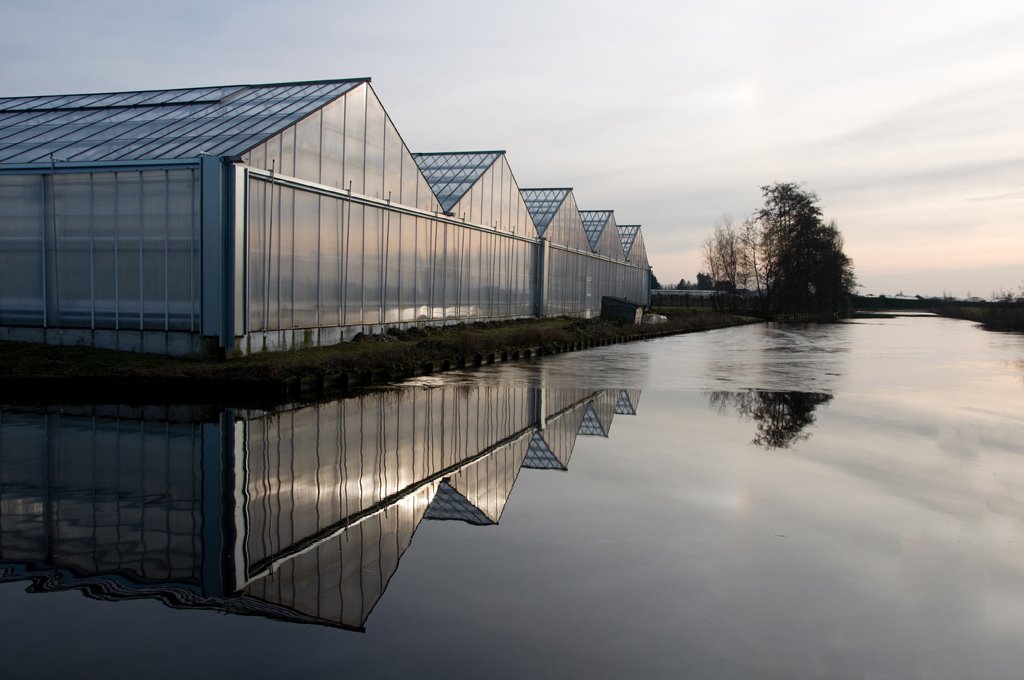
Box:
xmin=2 ymin=0 xmax=1021 ymax=298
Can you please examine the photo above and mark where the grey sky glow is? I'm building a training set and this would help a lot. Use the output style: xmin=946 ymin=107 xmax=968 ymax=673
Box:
xmin=2 ymin=0 xmax=1021 ymax=297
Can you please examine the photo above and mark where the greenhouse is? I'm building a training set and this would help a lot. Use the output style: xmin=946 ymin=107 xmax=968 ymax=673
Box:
xmin=0 ymin=78 xmax=652 ymax=355
xmin=521 ymin=190 xmax=649 ymax=317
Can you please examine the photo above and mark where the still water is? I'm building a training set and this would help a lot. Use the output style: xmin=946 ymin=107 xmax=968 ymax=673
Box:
xmin=1 ymin=315 xmax=1022 ymax=679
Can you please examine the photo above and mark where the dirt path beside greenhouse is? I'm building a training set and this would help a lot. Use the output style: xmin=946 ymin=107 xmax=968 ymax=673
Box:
xmin=0 ymin=311 xmax=758 ymax=407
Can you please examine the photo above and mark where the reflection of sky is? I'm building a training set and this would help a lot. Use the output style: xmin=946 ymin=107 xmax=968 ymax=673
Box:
xmin=479 ymin=315 xmax=1024 ymax=675
xmin=1 ymin=317 xmax=1023 ymax=677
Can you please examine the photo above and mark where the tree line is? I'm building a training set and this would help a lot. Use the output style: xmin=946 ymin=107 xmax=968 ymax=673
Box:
xmin=701 ymin=182 xmax=856 ymax=317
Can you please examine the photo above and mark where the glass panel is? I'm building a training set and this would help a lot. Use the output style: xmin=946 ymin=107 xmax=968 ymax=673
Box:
xmin=247 ymin=141 xmax=266 ymax=171
xmin=383 ymin=117 xmax=403 ymax=203
xmin=499 ymin=159 xmax=512 ymax=232
xmin=343 ymin=86 xmax=365 ymax=194
xmin=294 ymin=111 xmax=322 ymax=184
xmin=458 ymin=228 xmax=471 ymax=317
xmin=321 ymin=99 xmax=344 ymax=189
xmin=471 ymin=232 xmax=481 ymax=318
xmin=364 ymin=92 xmax=386 ymax=199
xmin=115 ymin=172 xmax=142 ymax=329
xmin=401 ymin=152 xmax=419 ymax=208
xmin=361 ymin=206 xmax=381 ymax=324
xmin=292 ymin=190 xmax=319 ymax=327
xmin=263 ymin=131 xmax=283 ymax=175
xmin=319 ymin=196 xmax=341 ymax=326
xmin=91 ymin=173 xmax=118 ymax=328
xmin=478 ymin=163 xmax=493 ymax=227
xmin=277 ymin=187 xmax=294 ymax=329
xmin=436 ymin=222 xmax=449 ymax=319
xmin=279 ymin=126 xmax=295 ymax=178
xmin=417 ymin=218 xmax=432 ymax=319
xmin=140 ymin=171 xmax=167 ymax=330
xmin=49 ymin=173 xmax=90 ymax=327
xmin=0 ymin=175 xmax=44 ymax=325
xmin=344 ymin=204 xmax=363 ymax=325
xmin=399 ymin=215 xmax=416 ymax=321
xmin=383 ymin=208 xmax=401 ymax=323
xmin=247 ymin=178 xmax=268 ymax=331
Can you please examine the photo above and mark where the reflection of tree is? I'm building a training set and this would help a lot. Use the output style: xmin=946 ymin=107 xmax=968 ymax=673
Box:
xmin=706 ymin=390 xmax=833 ymax=449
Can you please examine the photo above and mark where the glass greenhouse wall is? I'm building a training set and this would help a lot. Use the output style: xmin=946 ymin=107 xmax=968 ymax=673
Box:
xmin=242 ymin=175 xmax=537 ymax=350
xmin=0 ymin=79 xmax=651 ymax=355
xmin=0 ymin=168 xmax=201 ymax=353
xmin=528 ymin=191 xmax=649 ymax=317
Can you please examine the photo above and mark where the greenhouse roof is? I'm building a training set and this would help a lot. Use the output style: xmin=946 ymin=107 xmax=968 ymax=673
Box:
xmin=577 ymin=403 xmax=608 ymax=437
xmin=521 ymin=188 xmax=572 ymax=236
xmin=579 ymin=210 xmax=614 ymax=251
xmin=423 ymin=482 xmax=493 ymax=526
xmin=615 ymin=389 xmax=639 ymax=415
xmin=0 ymin=79 xmax=366 ymax=165
xmin=617 ymin=225 xmax=641 ymax=260
xmin=522 ymin=431 xmax=567 ymax=470
xmin=412 ymin=151 xmax=502 ymax=212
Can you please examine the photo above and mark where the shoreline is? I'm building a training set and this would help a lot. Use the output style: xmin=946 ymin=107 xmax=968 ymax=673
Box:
xmin=0 ymin=311 xmax=759 ymax=407
xmin=931 ymin=306 xmax=1024 ymax=333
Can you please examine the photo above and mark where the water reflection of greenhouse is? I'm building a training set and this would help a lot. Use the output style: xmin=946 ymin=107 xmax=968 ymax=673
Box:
xmin=0 ymin=382 xmax=642 ymax=631
xmin=0 ymin=79 xmax=650 ymax=355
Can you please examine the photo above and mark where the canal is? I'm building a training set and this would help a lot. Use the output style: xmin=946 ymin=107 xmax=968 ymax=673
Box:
xmin=1 ymin=315 xmax=1022 ymax=678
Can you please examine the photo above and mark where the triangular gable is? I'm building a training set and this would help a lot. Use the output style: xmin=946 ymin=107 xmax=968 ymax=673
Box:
xmin=580 ymin=211 xmax=613 ymax=251
xmin=439 ymin=434 xmax=530 ymax=523
xmin=522 ymin=187 xmax=587 ymax=249
xmin=628 ymin=229 xmax=649 ymax=267
xmin=617 ymin=225 xmax=641 ymax=261
xmin=421 ymin=431 xmax=531 ymax=527
xmin=528 ymin=395 xmax=590 ymax=469
xmin=580 ymin=210 xmax=627 ymax=260
xmin=242 ymin=83 xmax=440 ymax=211
xmin=523 ymin=431 xmax=567 ymax=470
xmin=577 ymin=403 xmax=608 ymax=437
xmin=614 ymin=389 xmax=641 ymax=415
xmin=0 ymin=79 xmax=366 ymax=164
xmin=521 ymin=188 xmax=571 ymax=237
xmin=413 ymin=151 xmax=502 ymax=212
xmin=423 ymin=481 xmax=494 ymax=525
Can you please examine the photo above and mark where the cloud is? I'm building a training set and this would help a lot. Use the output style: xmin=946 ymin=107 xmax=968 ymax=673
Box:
xmin=1 ymin=0 xmax=1022 ymax=294
xmin=964 ymin=190 xmax=1024 ymax=203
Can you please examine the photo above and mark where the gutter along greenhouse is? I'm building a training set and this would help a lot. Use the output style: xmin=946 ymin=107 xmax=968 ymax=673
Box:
xmin=0 ymin=78 xmax=651 ymax=356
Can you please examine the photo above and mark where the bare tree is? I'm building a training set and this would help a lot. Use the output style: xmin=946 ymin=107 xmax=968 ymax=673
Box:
xmin=739 ymin=215 xmax=761 ymax=294
xmin=702 ymin=214 xmax=741 ymax=290
xmin=702 ymin=233 xmax=722 ymax=283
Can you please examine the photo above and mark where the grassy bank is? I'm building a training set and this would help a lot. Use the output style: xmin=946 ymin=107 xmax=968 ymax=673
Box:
xmin=851 ymin=293 xmax=1024 ymax=332
xmin=933 ymin=306 xmax=1024 ymax=332
xmin=0 ymin=311 xmax=758 ymax=406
